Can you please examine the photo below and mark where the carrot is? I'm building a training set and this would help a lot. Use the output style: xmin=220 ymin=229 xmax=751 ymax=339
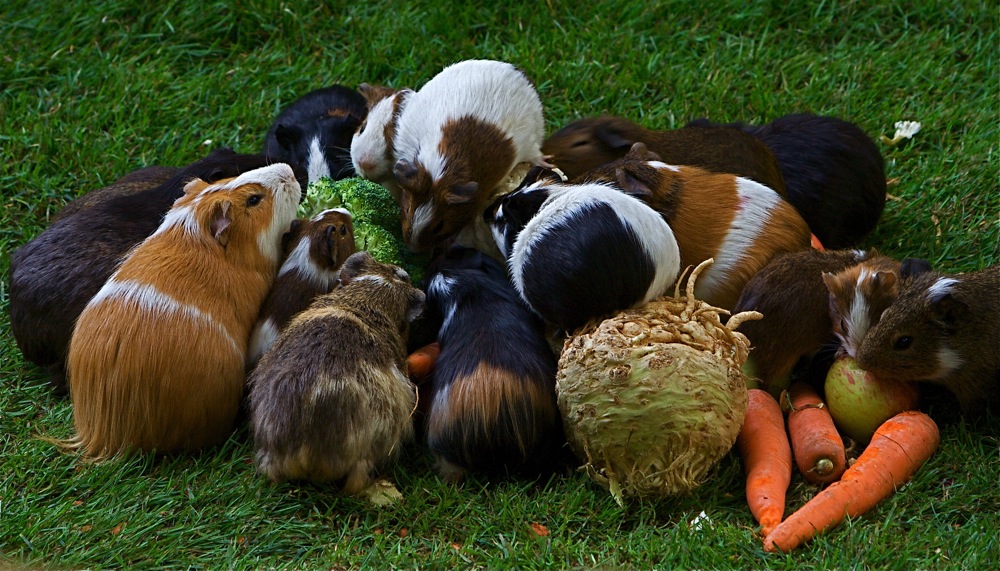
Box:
xmin=737 ymin=389 xmax=793 ymax=537
xmin=406 ymin=342 xmax=440 ymax=385
xmin=784 ymin=382 xmax=846 ymax=485
xmin=764 ymin=410 xmax=939 ymax=552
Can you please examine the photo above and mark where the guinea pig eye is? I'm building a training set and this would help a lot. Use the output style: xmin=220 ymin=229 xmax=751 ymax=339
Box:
xmin=246 ymin=194 xmax=264 ymax=207
xmin=893 ymin=335 xmax=914 ymax=350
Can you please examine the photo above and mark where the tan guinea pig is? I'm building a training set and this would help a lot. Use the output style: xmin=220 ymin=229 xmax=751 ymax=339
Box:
xmin=63 ymin=163 xmax=301 ymax=459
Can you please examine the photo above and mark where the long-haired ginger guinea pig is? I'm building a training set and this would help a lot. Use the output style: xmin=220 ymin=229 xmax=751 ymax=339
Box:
xmin=247 ymin=208 xmax=356 ymax=364
xmin=249 ymin=251 xmax=425 ymax=494
xmin=63 ymin=163 xmax=301 ymax=459
xmin=9 ymin=149 xmax=298 ymax=395
xmin=578 ymin=142 xmax=812 ymax=311
xmin=422 ymin=245 xmax=563 ymax=482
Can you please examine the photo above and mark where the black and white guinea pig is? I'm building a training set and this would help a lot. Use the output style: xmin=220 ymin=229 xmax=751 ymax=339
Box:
xmin=264 ymin=84 xmax=368 ymax=185
xmin=422 ymin=245 xmax=564 ymax=481
xmin=8 ymin=148 xmax=301 ymax=394
xmin=247 ymin=208 xmax=356 ymax=364
xmin=483 ymin=167 xmax=681 ymax=333
xmin=687 ymin=113 xmax=886 ymax=249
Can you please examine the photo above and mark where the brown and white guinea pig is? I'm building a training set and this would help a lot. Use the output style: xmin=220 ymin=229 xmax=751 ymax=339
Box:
xmin=541 ymin=115 xmax=787 ymax=196
xmin=247 ymin=208 xmax=356 ymax=364
xmin=686 ymin=113 xmax=886 ymax=249
xmin=248 ymin=251 xmax=425 ymax=493
xmin=578 ymin=143 xmax=811 ymax=310
xmin=264 ymin=84 xmax=368 ymax=185
xmin=350 ymin=84 xmax=414 ymax=203
xmin=821 ymin=254 xmax=904 ymax=359
xmin=732 ymin=248 xmax=880 ymax=391
xmin=392 ymin=59 xmax=547 ymax=253
xmin=62 ymin=163 xmax=301 ymax=459
xmin=8 ymin=148 xmax=301 ymax=395
xmin=857 ymin=262 xmax=1000 ymax=416
xmin=422 ymin=245 xmax=563 ymax=482
xmin=484 ymin=166 xmax=681 ymax=333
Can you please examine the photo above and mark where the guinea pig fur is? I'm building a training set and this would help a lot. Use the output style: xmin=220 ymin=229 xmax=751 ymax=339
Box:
xmin=264 ymin=84 xmax=368 ymax=185
xmin=8 ymin=148 xmax=294 ymax=395
xmin=579 ymin=143 xmax=812 ymax=310
xmin=392 ymin=59 xmax=547 ymax=253
xmin=63 ymin=163 xmax=301 ymax=459
xmin=350 ymin=84 xmax=413 ymax=203
xmin=484 ymin=167 xmax=681 ymax=333
xmin=422 ymin=245 xmax=562 ymax=482
xmin=541 ymin=115 xmax=786 ymax=196
xmin=54 ymin=166 xmax=179 ymax=222
xmin=731 ymin=248 xmax=873 ymax=391
xmin=247 ymin=208 xmax=356 ymax=364
xmin=687 ymin=113 xmax=886 ymax=249
xmin=821 ymin=253 xmax=902 ymax=359
xmin=248 ymin=251 xmax=425 ymax=492
xmin=856 ymin=263 xmax=1000 ymax=416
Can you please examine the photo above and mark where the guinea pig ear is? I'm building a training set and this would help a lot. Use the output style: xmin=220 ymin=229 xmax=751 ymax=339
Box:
xmin=929 ymin=292 xmax=966 ymax=330
xmin=338 ymin=251 xmax=373 ymax=285
xmin=393 ymin=159 xmax=419 ymax=183
xmin=444 ymin=182 xmax=479 ymax=204
xmin=615 ymin=166 xmax=654 ymax=199
xmin=210 ymin=201 xmax=232 ymax=247
xmin=901 ymin=257 xmax=934 ymax=278
xmin=596 ymin=124 xmax=634 ymax=152
xmin=183 ymin=178 xmax=210 ymax=196
xmin=274 ymin=124 xmax=302 ymax=151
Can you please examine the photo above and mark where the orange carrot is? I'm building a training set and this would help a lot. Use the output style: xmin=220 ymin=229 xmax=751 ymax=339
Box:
xmin=737 ymin=389 xmax=793 ymax=537
xmin=785 ymin=382 xmax=846 ymax=485
xmin=406 ymin=342 xmax=440 ymax=385
xmin=764 ymin=410 xmax=939 ymax=552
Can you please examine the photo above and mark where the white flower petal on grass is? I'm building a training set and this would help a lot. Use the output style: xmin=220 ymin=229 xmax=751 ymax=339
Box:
xmin=689 ymin=510 xmax=713 ymax=531
xmin=893 ymin=121 xmax=922 ymax=140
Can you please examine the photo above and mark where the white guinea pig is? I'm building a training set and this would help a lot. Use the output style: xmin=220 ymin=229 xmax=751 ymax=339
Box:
xmin=350 ymin=84 xmax=413 ymax=203
xmin=64 ymin=163 xmax=300 ymax=459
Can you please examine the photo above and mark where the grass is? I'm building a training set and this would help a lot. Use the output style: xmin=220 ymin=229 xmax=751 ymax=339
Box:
xmin=2 ymin=0 xmax=998 ymax=569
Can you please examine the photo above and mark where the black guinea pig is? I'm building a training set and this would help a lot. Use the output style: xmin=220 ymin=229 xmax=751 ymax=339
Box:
xmin=8 ymin=147 xmax=303 ymax=394
xmin=483 ymin=167 xmax=681 ymax=333
xmin=686 ymin=113 xmax=886 ymax=249
xmin=264 ymin=84 xmax=368 ymax=185
xmin=422 ymin=245 xmax=565 ymax=482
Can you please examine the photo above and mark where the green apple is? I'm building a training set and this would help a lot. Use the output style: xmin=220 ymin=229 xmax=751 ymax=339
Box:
xmin=824 ymin=356 xmax=920 ymax=443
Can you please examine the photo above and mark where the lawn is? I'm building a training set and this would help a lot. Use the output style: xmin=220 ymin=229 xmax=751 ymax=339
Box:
xmin=1 ymin=1 xmax=998 ymax=569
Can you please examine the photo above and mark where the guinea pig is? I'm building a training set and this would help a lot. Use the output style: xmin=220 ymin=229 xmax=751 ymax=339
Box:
xmin=578 ymin=142 xmax=812 ymax=310
xmin=392 ymin=59 xmax=547 ymax=253
xmin=856 ymin=262 xmax=1000 ymax=416
xmin=8 ymin=148 xmax=299 ymax=395
xmin=264 ymin=84 xmax=368 ymax=185
xmin=541 ymin=115 xmax=786 ymax=196
xmin=484 ymin=166 xmax=681 ymax=333
xmin=422 ymin=245 xmax=563 ymax=482
xmin=821 ymin=254 xmax=904 ymax=359
xmin=53 ymin=166 xmax=179 ymax=221
xmin=731 ymin=248 xmax=879 ymax=391
xmin=686 ymin=113 xmax=886 ymax=249
xmin=247 ymin=208 xmax=356 ymax=364
xmin=249 ymin=251 xmax=425 ymax=493
xmin=350 ymin=84 xmax=413 ymax=203
xmin=63 ymin=162 xmax=301 ymax=459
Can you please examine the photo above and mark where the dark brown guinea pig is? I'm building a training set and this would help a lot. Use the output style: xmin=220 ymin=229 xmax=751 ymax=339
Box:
xmin=578 ymin=143 xmax=810 ymax=310
xmin=542 ymin=115 xmax=786 ymax=196
xmin=731 ymin=248 xmax=876 ymax=392
xmin=247 ymin=208 xmax=356 ymax=364
xmin=8 ymin=148 xmax=304 ymax=394
xmin=53 ymin=166 xmax=179 ymax=221
xmin=249 ymin=251 xmax=425 ymax=494
xmin=857 ymin=262 xmax=1000 ymax=416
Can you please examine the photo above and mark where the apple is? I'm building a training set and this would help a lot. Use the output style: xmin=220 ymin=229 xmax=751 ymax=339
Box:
xmin=824 ymin=356 xmax=920 ymax=443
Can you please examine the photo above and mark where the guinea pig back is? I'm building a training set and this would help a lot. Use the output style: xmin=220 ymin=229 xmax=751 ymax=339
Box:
xmin=64 ymin=162 xmax=300 ymax=458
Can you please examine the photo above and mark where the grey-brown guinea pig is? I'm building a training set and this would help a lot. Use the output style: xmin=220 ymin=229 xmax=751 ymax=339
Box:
xmin=247 ymin=208 xmax=356 ymax=364
xmin=64 ymin=162 xmax=301 ymax=459
xmin=686 ymin=113 xmax=886 ymax=249
xmin=577 ymin=142 xmax=811 ymax=311
xmin=8 ymin=148 xmax=305 ymax=395
xmin=53 ymin=166 xmax=179 ymax=221
xmin=856 ymin=262 xmax=1000 ymax=416
xmin=249 ymin=251 xmax=425 ymax=494
xmin=541 ymin=115 xmax=787 ymax=197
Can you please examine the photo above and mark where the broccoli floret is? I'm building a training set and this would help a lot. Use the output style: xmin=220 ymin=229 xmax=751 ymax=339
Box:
xmin=300 ymin=177 xmax=402 ymax=235
xmin=353 ymin=222 xmax=405 ymax=267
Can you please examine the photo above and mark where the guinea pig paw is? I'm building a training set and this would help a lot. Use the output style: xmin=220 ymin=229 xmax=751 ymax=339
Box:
xmin=360 ymin=478 xmax=404 ymax=506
